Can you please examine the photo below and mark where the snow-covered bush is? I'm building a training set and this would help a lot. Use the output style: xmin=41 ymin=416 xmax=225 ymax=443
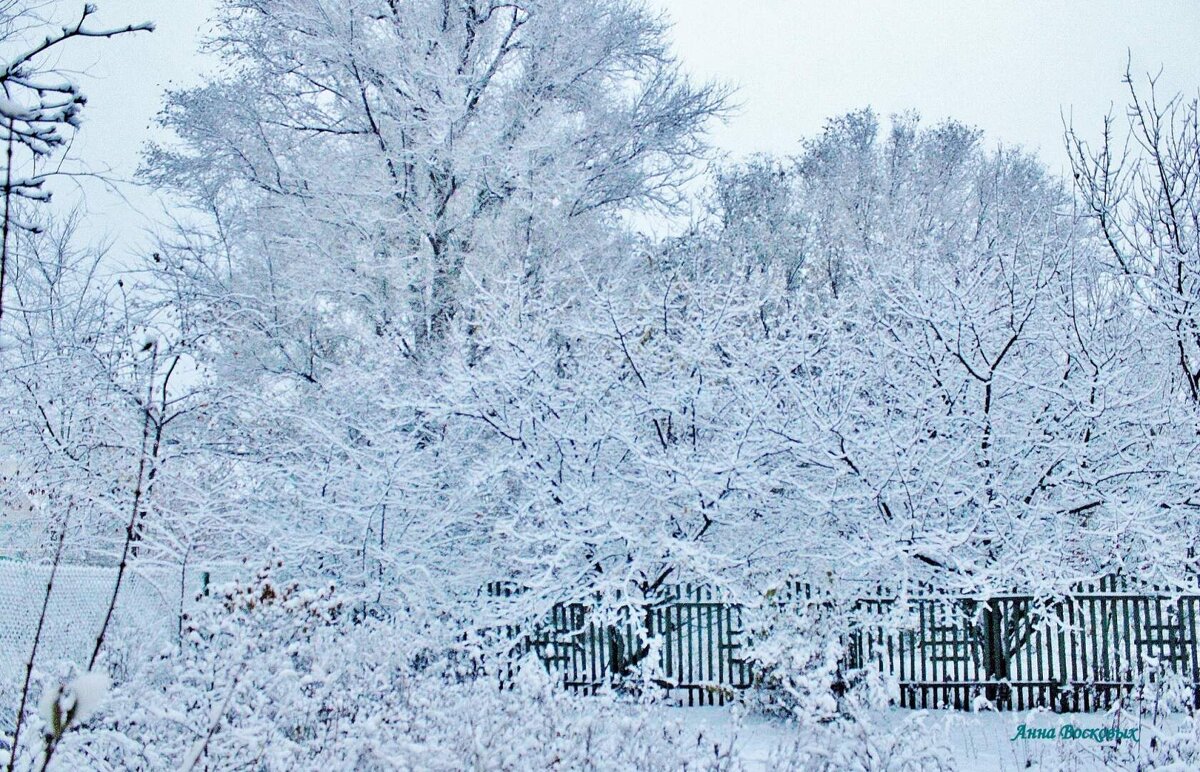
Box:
xmin=740 ymin=592 xmax=858 ymax=721
xmin=746 ymin=621 xmax=954 ymax=772
xmin=388 ymin=662 xmax=740 ymax=772
xmin=765 ymin=707 xmax=956 ymax=772
xmin=738 ymin=593 xmax=953 ymax=771
xmin=38 ymin=569 xmax=744 ymax=770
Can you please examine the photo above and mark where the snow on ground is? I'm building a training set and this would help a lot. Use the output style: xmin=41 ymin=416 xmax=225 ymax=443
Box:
xmin=656 ymin=707 xmax=1159 ymax=771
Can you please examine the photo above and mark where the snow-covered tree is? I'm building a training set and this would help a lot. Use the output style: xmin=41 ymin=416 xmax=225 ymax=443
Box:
xmin=703 ymin=110 xmax=1197 ymax=592
xmin=136 ymin=0 xmax=730 ymax=604
xmin=145 ymin=0 xmax=727 ymax=354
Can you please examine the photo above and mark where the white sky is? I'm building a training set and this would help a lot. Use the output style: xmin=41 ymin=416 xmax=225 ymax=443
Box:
xmin=645 ymin=0 xmax=1200 ymax=173
xmin=43 ymin=0 xmax=1200 ymax=255
xmin=41 ymin=0 xmax=215 ymax=255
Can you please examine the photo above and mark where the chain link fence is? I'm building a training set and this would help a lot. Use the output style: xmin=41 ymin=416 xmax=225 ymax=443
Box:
xmin=0 ymin=559 xmax=243 ymax=736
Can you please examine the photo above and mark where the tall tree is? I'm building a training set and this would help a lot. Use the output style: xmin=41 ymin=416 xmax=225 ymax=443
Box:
xmin=146 ymin=0 xmax=726 ymax=356
xmin=142 ymin=0 xmax=728 ymax=595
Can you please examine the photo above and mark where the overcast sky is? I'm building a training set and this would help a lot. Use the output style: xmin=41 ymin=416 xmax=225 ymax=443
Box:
xmin=646 ymin=0 xmax=1200 ymax=172
xmin=51 ymin=0 xmax=1200 ymax=255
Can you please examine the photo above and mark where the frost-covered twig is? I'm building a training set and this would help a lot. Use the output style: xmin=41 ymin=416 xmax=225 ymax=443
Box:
xmin=6 ymin=502 xmax=72 ymax=772
xmin=88 ymin=341 xmax=158 ymax=670
xmin=179 ymin=662 xmax=247 ymax=772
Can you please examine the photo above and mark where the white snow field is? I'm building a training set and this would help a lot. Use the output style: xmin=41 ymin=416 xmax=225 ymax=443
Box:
xmin=663 ymin=707 xmax=1180 ymax=771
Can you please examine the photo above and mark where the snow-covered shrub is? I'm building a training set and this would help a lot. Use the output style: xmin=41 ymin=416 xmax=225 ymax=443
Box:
xmin=740 ymin=592 xmax=856 ymax=721
xmin=388 ymin=660 xmax=740 ymax=771
xmin=43 ymin=568 xmax=744 ymax=770
xmin=765 ymin=706 xmax=956 ymax=772
xmin=48 ymin=564 xmax=373 ymax=768
xmin=739 ymin=592 xmax=953 ymax=770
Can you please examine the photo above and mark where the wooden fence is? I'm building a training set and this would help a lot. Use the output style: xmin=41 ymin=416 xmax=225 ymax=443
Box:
xmin=489 ymin=576 xmax=1200 ymax=711
xmin=854 ymin=576 xmax=1200 ymax=711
